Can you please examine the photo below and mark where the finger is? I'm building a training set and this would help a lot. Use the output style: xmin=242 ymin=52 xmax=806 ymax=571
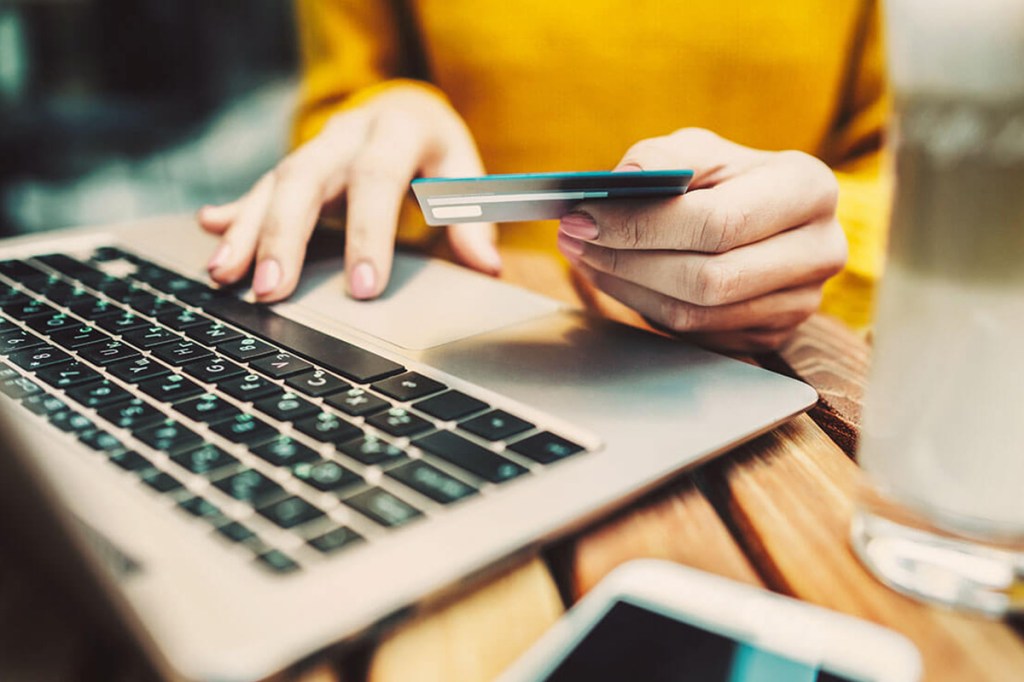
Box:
xmin=343 ymin=112 xmax=427 ymax=299
xmin=447 ymin=221 xmax=502 ymax=275
xmin=574 ymin=259 xmax=822 ymax=333
xmin=207 ymin=173 xmax=276 ymax=285
xmin=568 ymin=130 xmax=837 ymax=253
xmin=249 ymin=118 xmax=370 ymax=302
xmin=197 ymin=200 xmax=242 ymax=235
xmin=564 ymin=218 xmax=846 ymax=306
xmin=431 ymin=140 xmax=501 ymax=275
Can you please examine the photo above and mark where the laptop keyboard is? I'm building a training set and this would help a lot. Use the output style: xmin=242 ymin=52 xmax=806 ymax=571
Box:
xmin=0 ymin=247 xmax=590 ymax=575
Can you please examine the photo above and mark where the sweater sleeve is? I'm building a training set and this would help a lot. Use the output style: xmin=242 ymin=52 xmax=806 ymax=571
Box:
xmin=820 ymin=0 xmax=893 ymax=331
xmin=291 ymin=0 xmax=443 ymax=146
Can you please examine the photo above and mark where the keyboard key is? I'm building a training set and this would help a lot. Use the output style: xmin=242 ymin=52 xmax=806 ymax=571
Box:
xmin=284 ymin=368 xmax=349 ymax=397
xmin=34 ymin=254 xmax=101 ymax=281
xmin=4 ymin=299 xmax=57 ymax=321
xmin=174 ymin=393 xmax=242 ymax=425
xmin=25 ymin=312 xmax=80 ymax=335
xmin=250 ymin=436 xmax=319 ymax=467
xmin=66 ymin=380 xmax=134 ymax=410
xmin=253 ymin=390 xmax=319 ymax=422
xmin=36 ymin=361 xmax=103 ymax=389
xmin=0 ymin=259 xmax=45 ymax=280
xmin=109 ymin=450 xmax=152 ymax=472
xmin=77 ymin=339 xmax=141 ymax=366
xmin=23 ymin=274 xmax=69 ymax=295
xmin=95 ymin=312 xmax=149 ymax=335
xmin=157 ymin=307 xmax=208 ymax=331
xmin=134 ymin=419 xmax=203 ymax=454
xmin=205 ymin=296 xmax=405 ymax=382
xmin=180 ymin=355 xmax=246 ymax=384
xmin=138 ymin=373 xmax=204 ymax=403
xmin=50 ymin=325 xmax=111 ymax=349
xmin=49 ymin=285 xmax=97 ymax=309
xmin=79 ymin=430 xmax=126 ymax=454
xmin=365 ymin=407 xmax=433 ymax=438
xmin=151 ymin=340 xmax=213 ymax=366
xmin=308 ymin=527 xmax=363 ymax=554
xmin=324 ymin=387 xmax=389 ymax=417
xmin=107 ymin=356 xmax=171 ymax=384
xmin=0 ymin=331 xmax=46 ymax=355
xmin=110 ymin=285 xmax=157 ymax=308
xmin=145 ymin=272 xmax=205 ymax=298
xmin=372 ymin=372 xmax=446 ymax=402
xmin=214 ymin=468 xmax=284 ymax=505
xmin=120 ymin=325 xmax=179 ymax=349
xmin=1 ymin=375 xmax=42 ymax=399
xmin=0 ymin=287 xmax=29 ymax=308
xmin=184 ymin=322 xmax=242 ymax=346
xmin=141 ymin=468 xmax=184 ymax=493
xmin=414 ymin=390 xmax=489 ymax=421
xmin=293 ymin=411 xmax=362 ymax=445
xmin=387 ymin=460 xmax=477 ymax=505
xmin=50 ymin=409 xmax=96 ymax=434
xmin=292 ymin=459 xmax=361 ymax=493
xmin=255 ymin=550 xmax=299 ymax=574
xmin=22 ymin=393 xmax=68 ymax=416
xmin=215 ymin=335 xmax=275 ymax=362
xmin=67 ymin=297 xmax=120 ymax=320
xmin=209 ymin=414 xmax=277 ymax=446
xmin=98 ymin=399 xmax=165 ymax=430
xmin=414 ymin=431 xmax=528 ymax=484
xmin=171 ymin=443 xmax=238 ymax=476
xmin=337 ymin=435 xmax=407 ymax=466
xmin=178 ymin=496 xmax=224 ymax=522
xmin=133 ymin=296 xmax=181 ymax=319
xmin=508 ymin=432 xmax=585 ymax=464
xmin=459 ymin=410 xmax=533 ymax=441
xmin=218 ymin=373 xmax=279 ymax=402
xmin=249 ymin=352 xmax=312 ymax=379
xmin=216 ymin=522 xmax=256 ymax=543
xmin=257 ymin=496 xmax=324 ymax=529
xmin=344 ymin=487 xmax=421 ymax=528
xmin=8 ymin=344 xmax=71 ymax=370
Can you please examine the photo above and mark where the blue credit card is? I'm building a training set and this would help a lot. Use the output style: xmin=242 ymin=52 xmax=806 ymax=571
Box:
xmin=411 ymin=170 xmax=693 ymax=225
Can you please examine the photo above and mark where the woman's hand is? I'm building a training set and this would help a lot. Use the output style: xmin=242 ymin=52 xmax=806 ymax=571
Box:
xmin=558 ymin=128 xmax=847 ymax=353
xmin=197 ymin=84 xmax=501 ymax=302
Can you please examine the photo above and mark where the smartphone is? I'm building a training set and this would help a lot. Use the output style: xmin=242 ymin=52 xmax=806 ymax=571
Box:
xmin=498 ymin=561 xmax=921 ymax=682
xmin=410 ymin=170 xmax=693 ymax=225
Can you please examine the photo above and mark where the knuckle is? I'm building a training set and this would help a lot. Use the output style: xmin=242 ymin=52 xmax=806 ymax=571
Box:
xmin=699 ymin=203 xmax=747 ymax=253
xmin=349 ymin=155 xmax=406 ymax=188
xmin=661 ymin=298 xmax=702 ymax=332
xmin=669 ymin=127 xmax=720 ymax=147
xmin=692 ymin=258 xmax=740 ymax=307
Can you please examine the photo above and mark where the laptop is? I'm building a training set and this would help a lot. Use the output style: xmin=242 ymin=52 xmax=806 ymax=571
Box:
xmin=0 ymin=215 xmax=816 ymax=681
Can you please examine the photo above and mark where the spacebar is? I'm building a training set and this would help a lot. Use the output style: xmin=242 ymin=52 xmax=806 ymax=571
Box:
xmin=204 ymin=297 xmax=404 ymax=383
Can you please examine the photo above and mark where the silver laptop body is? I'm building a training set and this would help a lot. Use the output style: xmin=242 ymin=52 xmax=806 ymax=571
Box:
xmin=0 ymin=215 xmax=816 ymax=681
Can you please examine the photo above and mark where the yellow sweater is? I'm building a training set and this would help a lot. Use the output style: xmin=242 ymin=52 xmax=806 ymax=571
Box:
xmin=292 ymin=0 xmax=891 ymax=330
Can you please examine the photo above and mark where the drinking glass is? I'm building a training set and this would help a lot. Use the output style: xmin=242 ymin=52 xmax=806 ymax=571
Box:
xmin=850 ymin=0 xmax=1024 ymax=615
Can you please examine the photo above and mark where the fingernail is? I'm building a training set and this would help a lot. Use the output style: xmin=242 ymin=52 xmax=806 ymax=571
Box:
xmin=480 ymin=245 xmax=503 ymax=275
xmin=207 ymin=242 xmax=231 ymax=271
xmin=559 ymin=211 xmax=598 ymax=241
xmin=252 ymin=258 xmax=281 ymax=297
xmin=557 ymin=232 xmax=585 ymax=261
xmin=349 ymin=261 xmax=377 ymax=299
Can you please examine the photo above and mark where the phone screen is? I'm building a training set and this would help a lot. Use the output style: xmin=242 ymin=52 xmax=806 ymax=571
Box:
xmin=543 ymin=600 xmax=858 ymax=682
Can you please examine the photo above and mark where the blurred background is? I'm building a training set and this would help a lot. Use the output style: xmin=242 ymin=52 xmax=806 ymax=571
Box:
xmin=0 ymin=0 xmax=298 ymax=237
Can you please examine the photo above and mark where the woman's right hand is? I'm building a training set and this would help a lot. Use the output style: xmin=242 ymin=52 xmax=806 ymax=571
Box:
xmin=197 ymin=84 xmax=501 ymax=303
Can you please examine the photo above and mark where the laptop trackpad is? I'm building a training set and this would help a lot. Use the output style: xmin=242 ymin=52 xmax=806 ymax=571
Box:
xmin=284 ymin=254 xmax=564 ymax=351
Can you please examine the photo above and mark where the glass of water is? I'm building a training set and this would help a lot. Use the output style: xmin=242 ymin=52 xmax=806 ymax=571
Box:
xmin=850 ymin=0 xmax=1024 ymax=615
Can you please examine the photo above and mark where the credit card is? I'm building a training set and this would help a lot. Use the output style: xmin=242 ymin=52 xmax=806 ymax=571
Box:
xmin=411 ymin=170 xmax=693 ymax=225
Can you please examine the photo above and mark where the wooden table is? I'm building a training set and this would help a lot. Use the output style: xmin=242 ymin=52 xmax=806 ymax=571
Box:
xmin=3 ymin=245 xmax=1022 ymax=682
xmin=323 ymin=245 xmax=1024 ymax=682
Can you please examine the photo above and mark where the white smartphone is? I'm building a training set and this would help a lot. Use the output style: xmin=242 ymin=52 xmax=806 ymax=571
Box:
xmin=498 ymin=560 xmax=921 ymax=682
